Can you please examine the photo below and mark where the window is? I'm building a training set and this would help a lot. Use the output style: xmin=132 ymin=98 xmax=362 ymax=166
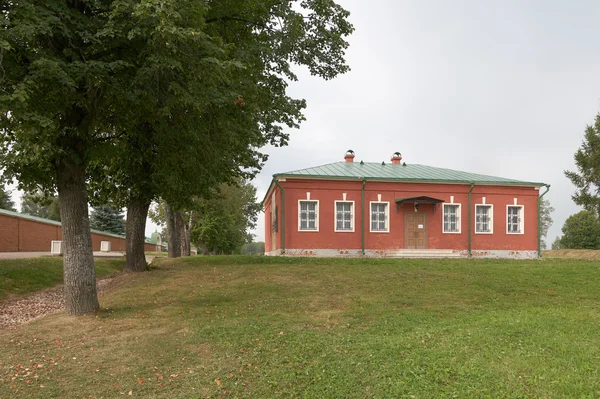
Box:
xmin=298 ymin=200 xmax=319 ymax=231
xmin=370 ymin=202 xmax=389 ymax=232
xmin=507 ymin=205 xmax=524 ymax=234
xmin=475 ymin=205 xmax=493 ymax=233
xmin=443 ymin=203 xmax=461 ymax=233
xmin=335 ymin=201 xmax=354 ymax=232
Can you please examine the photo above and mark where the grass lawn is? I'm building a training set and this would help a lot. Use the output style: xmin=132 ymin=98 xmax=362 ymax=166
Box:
xmin=0 ymin=257 xmax=124 ymax=300
xmin=1 ymin=256 xmax=600 ymax=398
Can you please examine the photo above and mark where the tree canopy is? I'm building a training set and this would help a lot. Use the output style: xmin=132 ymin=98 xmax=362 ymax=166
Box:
xmin=0 ymin=1 xmax=353 ymax=314
xmin=90 ymin=206 xmax=126 ymax=236
xmin=565 ymin=113 xmax=600 ymax=216
xmin=539 ymin=198 xmax=554 ymax=250
xmin=0 ymin=185 xmax=16 ymax=212
xmin=21 ymin=190 xmax=61 ymax=221
xmin=556 ymin=210 xmax=600 ymax=250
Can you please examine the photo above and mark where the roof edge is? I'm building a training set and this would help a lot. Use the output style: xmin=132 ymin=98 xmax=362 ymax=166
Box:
xmin=272 ymin=174 xmax=546 ymax=188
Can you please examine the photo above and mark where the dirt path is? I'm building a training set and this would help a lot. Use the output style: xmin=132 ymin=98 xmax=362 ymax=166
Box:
xmin=0 ymin=278 xmax=117 ymax=329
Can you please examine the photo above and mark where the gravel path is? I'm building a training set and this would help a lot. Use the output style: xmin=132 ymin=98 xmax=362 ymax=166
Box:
xmin=0 ymin=278 xmax=116 ymax=329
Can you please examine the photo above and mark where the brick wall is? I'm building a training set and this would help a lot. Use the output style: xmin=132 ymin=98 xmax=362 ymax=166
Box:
xmin=0 ymin=211 xmax=159 ymax=253
xmin=266 ymin=178 xmax=540 ymax=254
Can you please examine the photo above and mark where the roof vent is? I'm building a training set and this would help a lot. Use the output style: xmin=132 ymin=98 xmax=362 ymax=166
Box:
xmin=344 ymin=149 xmax=355 ymax=163
xmin=360 ymin=160 xmax=364 ymax=165
xmin=402 ymin=162 xmax=407 ymax=166
xmin=391 ymin=152 xmax=402 ymax=165
xmin=381 ymin=161 xmax=385 ymax=165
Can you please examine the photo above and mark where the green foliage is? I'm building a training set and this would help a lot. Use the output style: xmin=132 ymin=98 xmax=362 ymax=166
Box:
xmin=21 ymin=190 xmax=61 ymax=221
xmin=190 ymin=181 xmax=261 ymax=254
xmin=0 ymin=185 xmax=16 ymax=211
xmin=551 ymin=236 xmax=563 ymax=250
xmin=90 ymin=205 xmax=126 ymax=236
xmin=565 ymin=113 xmax=600 ymax=216
xmin=539 ymin=198 xmax=554 ymax=249
xmin=242 ymin=241 xmax=265 ymax=255
xmin=559 ymin=210 xmax=600 ymax=249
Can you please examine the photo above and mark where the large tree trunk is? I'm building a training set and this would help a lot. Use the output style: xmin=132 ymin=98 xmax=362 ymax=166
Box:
xmin=56 ymin=161 xmax=99 ymax=315
xmin=166 ymin=203 xmax=181 ymax=258
xmin=126 ymin=195 xmax=151 ymax=272
xmin=197 ymin=238 xmax=210 ymax=255
xmin=177 ymin=211 xmax=192 ymax=256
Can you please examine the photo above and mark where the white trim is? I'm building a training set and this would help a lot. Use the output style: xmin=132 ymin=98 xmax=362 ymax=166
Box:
xmin=369 ymin=201 xmax=390 ymax=233
xmin=306 ymin=192 xmax=311 ymax=200
xmin=475 ymin=204 xmax=494 ymax=234
xmin=442 ymin=203 xmax=462 ymax=234
xmin=482 ymin=197 xmax=486 ymax=205
xmin=506 ymin=204 xmax=524 ymax=235
xmin=450 ymin=196 xmax=454 ymax=204
xmin=342 ymin=192 xmax=347 ymax=201
xmin=513 ymin=198 xmax=517 ymax=205
xmin=377 ymin=194 xmax=382 ymax=202
xmin=298 ymin=199 xmax=319 ymax=232
xmin=334 ymin=200 xmax=355 ymax=232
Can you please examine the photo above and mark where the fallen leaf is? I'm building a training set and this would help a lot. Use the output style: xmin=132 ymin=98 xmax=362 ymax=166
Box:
xmin=157 ymin=375 xmax=163 ymax=381
xmin=128 ymin=391 xmax=132 ymax=396
xmin=137 ymin=377 xmax=144 ymax=384
xmin=215 ymin=378 xmax=221 ymax=386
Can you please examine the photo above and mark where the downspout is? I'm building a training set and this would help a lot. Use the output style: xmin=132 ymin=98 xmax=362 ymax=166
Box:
xmin=468 ymin=183 xmax=474 ymax=257
xmin=361 ymin=178 xmax=367 ymax=255
xmin=538 ymin=184 xmax=551 ymax=258
xmin=273 ymin=179 xmax=285 ymax=254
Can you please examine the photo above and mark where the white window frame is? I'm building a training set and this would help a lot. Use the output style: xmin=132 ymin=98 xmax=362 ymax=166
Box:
xmin=506 ymin=205 xmax=524 ymax=235
xmin=475 ymin=204 xmax=494 ymax=234
xmin=298 ymin=200 xmax=319 ymax=232
xmin=334 ymin=200 xmax=355 ymax=232
xmin=369 ymin=201 xmax=390 ymax=233
xmin=442 ymin=203 xmax=462 ymax=234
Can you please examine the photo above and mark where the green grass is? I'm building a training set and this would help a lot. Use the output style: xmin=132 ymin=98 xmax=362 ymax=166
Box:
xmin=1 ymin=256 xmax=600 ymax=398
xmin=0 ymin=257 xmax=125 ymax=300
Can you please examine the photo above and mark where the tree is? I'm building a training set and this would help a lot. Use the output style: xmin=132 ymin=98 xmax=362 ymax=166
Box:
xmin=551 ymin=236 xmax=563 ymax=250
xmin=0 ymin=185 xmax=16 ymax=212
xmin=90 ymin=206 xmax=126 ymax=236
xmin=190 ymin=181 xmax=261 ymax=255
xmin=1 ymin=1 xmax=353 ymax=313
xmin=539 ymin=198 xmax=554 ymax=250
xmin=565 ymin=113 xmax=600 ymax=216
xmin=559 ymin=210 xmax=600 ymax=249
xmin=21 ymin=190 xmax=61 ymax=221
xmin=242 ymin=242 xmax=266 ymax=255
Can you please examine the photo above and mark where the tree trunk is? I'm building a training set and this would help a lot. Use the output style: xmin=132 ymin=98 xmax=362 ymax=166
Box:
xmin=197 ymin=238 xmax=210 ymax=255
xmin=126 ymin=195 xmax=151 ymax=272
xmin=166 ymin=203 xmax=181 ymax=258
xmin=177 ymin=211 xmax=192 ymax=256
xmin=56 ymin=161 xmax=99 ymax=315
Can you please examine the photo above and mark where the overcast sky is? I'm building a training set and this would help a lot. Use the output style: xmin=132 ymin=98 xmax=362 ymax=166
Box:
xmin=6 ymin=1 xmax=600 ymax=248
xmin=247 ymin=0 xmax=600 ymax=246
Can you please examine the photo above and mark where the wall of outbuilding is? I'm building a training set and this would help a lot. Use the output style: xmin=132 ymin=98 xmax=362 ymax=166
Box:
xmin=0 ymin=211 xmax=157 ymax=252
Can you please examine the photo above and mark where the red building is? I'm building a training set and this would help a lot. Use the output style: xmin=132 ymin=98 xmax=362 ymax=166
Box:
xmin=0 ymin=208 xmax=160 ymax=253
xmin=263 ymin=151 xmax=549 ymax=258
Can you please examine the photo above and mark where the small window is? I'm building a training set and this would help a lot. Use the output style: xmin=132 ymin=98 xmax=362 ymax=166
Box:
xmin=370 ymin=202 xmax=389 ymax=232
xmin=475 ymin=205 xmax=493 ymax=234
xmin=507 ymin=205 xmax=524 ymax=234
xmin=335 ymin=201 xmax=354 ymax=232
xmin=443 ymin=203 xmax=461 ymax=233
xmin=298 ymin=200 xmax=319 ymax=231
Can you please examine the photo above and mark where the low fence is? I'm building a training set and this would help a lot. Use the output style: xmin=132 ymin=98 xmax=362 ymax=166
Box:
xmin=0 ymin=209 xmax=159 ymax=253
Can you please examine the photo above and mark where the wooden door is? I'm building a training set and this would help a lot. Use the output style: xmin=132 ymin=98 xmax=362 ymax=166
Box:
xmin=405 ymin=212 xmax=428 ymax=249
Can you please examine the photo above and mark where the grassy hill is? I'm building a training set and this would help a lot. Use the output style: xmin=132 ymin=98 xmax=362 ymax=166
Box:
xmin=1 ymin=256 xmax=599 ymax=398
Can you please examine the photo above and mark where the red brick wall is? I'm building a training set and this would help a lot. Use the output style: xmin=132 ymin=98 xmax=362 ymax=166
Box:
xmin=271 ymin=179 xmax=540 ymax=252
xmin=0 ymin=212 xmax=159 ymax=253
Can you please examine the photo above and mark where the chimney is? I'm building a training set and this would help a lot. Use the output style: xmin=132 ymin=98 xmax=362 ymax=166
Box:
xmin=391 ymin=152 xmax=402 ymax=164
xmin=344 ymin=149 xmax=355 ymax=163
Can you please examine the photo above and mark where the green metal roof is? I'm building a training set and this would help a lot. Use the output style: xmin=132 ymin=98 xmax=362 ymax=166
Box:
xmin=274 ymin=162 xmax=545 ymax=187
